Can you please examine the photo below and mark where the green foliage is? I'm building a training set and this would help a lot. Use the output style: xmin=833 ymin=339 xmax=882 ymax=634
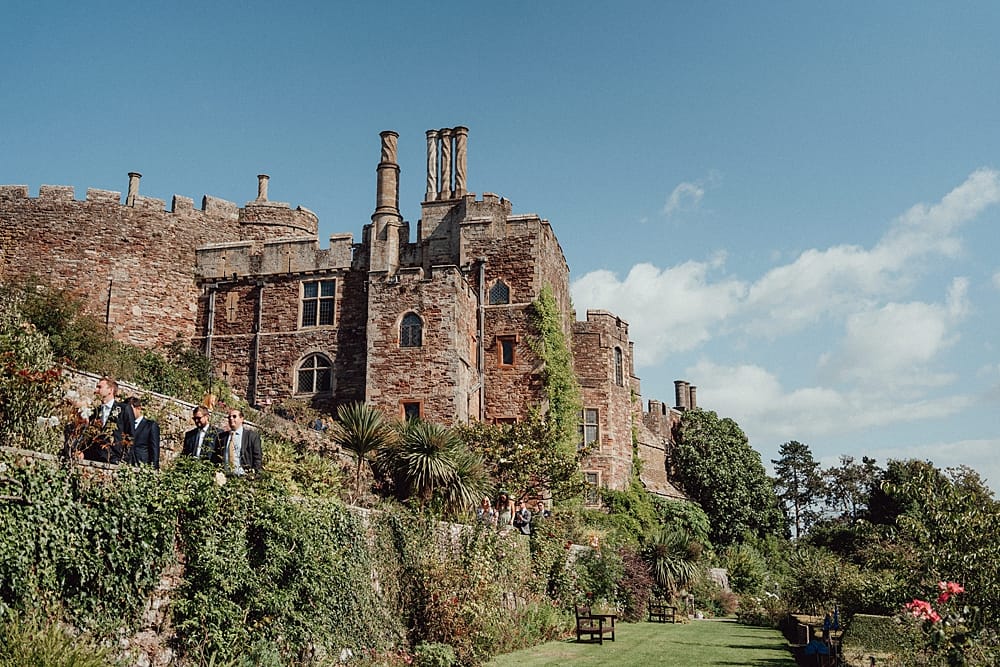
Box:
xmin=842 ymin=613 xmax=922 ymax=654
xmin=617 ymin=546 xmax=655 ymax=621
xmin=644 ymin=528 xmax=703 ymax=597
xmin=0 ymin=292 xmax=65 ymax=448
xmin=771 ymin=440 xmax=823 ymax=539
xmin=414 ymin=642 xmax=456 ymax=667
xmin=721 ymin=543 xmax=768 ymax=595
xmin=785 ymin=544 xmax=862 ymax=615
xmin=876 ymin=460 xmax=1000 ymax=629
xmin=0 ymin=457 xmax=176 ymax=635
xmin=821 ymin=454 xmax=880 ymax=521
xmin=375 ymin=420 xmax=490 ymax=516
xmin=671 ymin=409 xmax=783 ymax=547
xmin=455 ymin=412 xmax=585 ymax=501
xmin=654 ymin=498 xmax=712 ymax=549
xmin=331 ymin=402 xmax=397 ymax=499
xmin=0 ymin=610 xmax=121 ymax=667
xmin=527 ymin=286 xmax=582 ymax=454
xmin=595 ymin=476 xmax=662 ymax=546
xmin=169 ymin=464 xmax=400 ymax=663
xmin=1 ymin=276 xmax=108 ymax=367
xmin=573 ymin=546 xmax=625 ymax=609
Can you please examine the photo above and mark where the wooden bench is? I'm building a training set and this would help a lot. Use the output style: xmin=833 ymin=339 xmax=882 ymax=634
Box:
xmin=575 ymin=605 xmax=617 ymax=644
xmin=648 ymin=602 xmax=677 ymax=623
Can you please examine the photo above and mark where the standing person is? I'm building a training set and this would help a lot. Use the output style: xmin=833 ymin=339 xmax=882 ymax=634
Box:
xmin=496 ymin=491 xmax=515 ymax=529
xmin=182 ymin=406 xmax=220 ymax=460
xmin=212 ymin=409 xmax=263 ymax=474
xmin=512 ymin=500 xmax=532 ymax=536
xmin=127 ymin=397 xmax=160 ymax=469
xmin=535 ymin=500 xmax=552 ymax=519
xmin=476 ymin=497 xmax=498 ymax=526
xmin=82 ymin=376 xmax=134 ymax=464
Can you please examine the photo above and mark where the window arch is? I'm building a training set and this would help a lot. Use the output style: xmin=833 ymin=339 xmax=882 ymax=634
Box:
xmin=296 ymin=353 xmax=333 ymax=394
xmin=614 ymin=347 xmax=624 ymax=386
xmin=400 ymin=312 xmax=423 ymax=347
xmin=489 ymin=279 xmax=510 ymax=305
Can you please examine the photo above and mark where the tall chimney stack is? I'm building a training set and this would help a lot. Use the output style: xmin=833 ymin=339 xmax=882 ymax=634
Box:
xmin=674 ymin=380 xmax=690 ymax=411
xmin=126 ymin=172 xmax=142 ymax=206
xmin=256 ymin=174 xmax=269 ymax=202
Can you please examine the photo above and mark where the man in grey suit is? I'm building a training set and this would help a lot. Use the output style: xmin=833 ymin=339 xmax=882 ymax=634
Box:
xmin=211 ymin=408 xmax=262 ymax=474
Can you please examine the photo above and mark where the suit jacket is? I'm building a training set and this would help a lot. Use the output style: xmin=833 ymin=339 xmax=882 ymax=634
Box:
xmin=129 ymin=417 xmax=161 ymax=469
xmin=211 ymin=428 xmax=263 ymax=472
xmin=182 ymin=425 xmax=222 ymax=460
xmin=82 ymin=399 xmax=135 ymax=464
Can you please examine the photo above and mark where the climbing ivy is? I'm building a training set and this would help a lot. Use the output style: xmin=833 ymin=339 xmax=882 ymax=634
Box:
xmin=527 ymin=286 xmax=582 ymax=453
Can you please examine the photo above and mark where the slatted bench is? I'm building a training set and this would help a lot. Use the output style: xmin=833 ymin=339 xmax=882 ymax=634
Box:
xmin=575 ymin=605 xmax=617 ymax=644
xmin=648 ymin=602 xmax=677 ymax=623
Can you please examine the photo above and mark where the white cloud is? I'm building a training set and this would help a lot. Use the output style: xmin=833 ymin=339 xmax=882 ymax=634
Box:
xmin=817 ymin=278 xmax=968 ymax=391
xmin=687 ymin=360 xmax=975 ymax=445
xmin=663 ymin=182 xmax=705 ymax=216
xmin=570 ymin=258 xmax=745 ymax=367
xmin=743 ymin=169 xmax=1000 ymax=336
xmin=662 ymin=171 xmax=721 ymax=217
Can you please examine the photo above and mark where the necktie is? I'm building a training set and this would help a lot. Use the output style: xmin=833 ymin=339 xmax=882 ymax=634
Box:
xmin=228 ymin=432 xmax=239 ymax=471
xmin=196 ymin=428 xmax=205 ymax=457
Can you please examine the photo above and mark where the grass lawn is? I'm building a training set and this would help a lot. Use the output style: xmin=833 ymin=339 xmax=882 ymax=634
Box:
xmin=486 ymin=618 xmax=797 ymax=667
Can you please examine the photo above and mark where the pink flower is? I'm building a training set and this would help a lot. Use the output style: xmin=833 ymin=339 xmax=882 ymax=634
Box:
xmin=905 ymin=599 xmax=941 ymax=623
xmin=936 ymin=581 xmax=965 ymax=603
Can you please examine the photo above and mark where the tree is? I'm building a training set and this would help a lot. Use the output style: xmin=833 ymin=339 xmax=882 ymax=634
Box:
xmin=374 ymin=420 xmax=491 ymax=516
xmin=644 ymin=528 xmax=703 ymax=598
xmin=670 ymin=409 xmax=783 ymax=547
xmin=331 ymin=402 xmax=397 ymax=499
xmin=454 ymin=411 xmax=585 ymax=501
xmin=821 ymin=454 xmax=880 ymax=522
xmin=771 ymin=440 xmax=823 ymax=539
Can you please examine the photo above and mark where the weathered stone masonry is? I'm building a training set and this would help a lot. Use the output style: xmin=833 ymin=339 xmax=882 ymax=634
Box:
xmin=0 ymin=127 xmax=696 ymax=497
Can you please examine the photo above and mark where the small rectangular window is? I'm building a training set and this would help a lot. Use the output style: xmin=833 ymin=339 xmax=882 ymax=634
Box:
xmin=301 ymin=279 xmax=336 ymax=327
xmin=584 ymin=472 xmax=600 ymax=505
xmin=497 ymin=336 xmax=516 ymax=366
xmin=579 ymin=408 xmax=599 ymax=449
xmin=402 ymin=401 xmax=422 ymax=421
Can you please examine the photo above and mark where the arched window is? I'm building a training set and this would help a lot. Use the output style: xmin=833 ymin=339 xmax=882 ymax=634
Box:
xmin=614 ymin=347 xmax=624 ymax=386
xmin=489 ymin=280 xmax=510 ymax=305
xmin=297 ymin=354 xmax=332 ymax=394
xmin=400 ymin=312 xmax=423 ymax=347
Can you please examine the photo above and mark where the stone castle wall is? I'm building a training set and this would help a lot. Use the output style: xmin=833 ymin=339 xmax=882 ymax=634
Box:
xmin=0 ymin=178 xmax=318 ymax=349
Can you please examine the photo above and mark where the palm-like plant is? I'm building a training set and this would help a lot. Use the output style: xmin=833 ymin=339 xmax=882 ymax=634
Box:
xmin=646 ymin=528 xmax=703 ymax=598
xmin=331 ymin=402 xmax=397 ymax=499
xmin=375 ymin=420 xmax=490 ymax=516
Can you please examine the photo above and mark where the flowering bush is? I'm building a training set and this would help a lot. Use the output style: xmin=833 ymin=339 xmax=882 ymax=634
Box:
xmin=900 ymin=582 xmax=999 ymax=666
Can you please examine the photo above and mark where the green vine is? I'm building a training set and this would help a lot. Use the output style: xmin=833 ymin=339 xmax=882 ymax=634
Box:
xmin=527 ymin=286 xmax=582 ymax=453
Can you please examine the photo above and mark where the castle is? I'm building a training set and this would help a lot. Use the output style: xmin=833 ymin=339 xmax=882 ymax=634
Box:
xmin=0 ymin=127 xmax=694 ymax=499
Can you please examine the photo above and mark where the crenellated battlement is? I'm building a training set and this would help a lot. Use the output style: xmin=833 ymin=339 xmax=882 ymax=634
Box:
xmin=0 ymin=177 xmax=318 ymax=236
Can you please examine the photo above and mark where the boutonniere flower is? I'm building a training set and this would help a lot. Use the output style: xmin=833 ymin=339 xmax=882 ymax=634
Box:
xmin=109 ymin=406 xmax=121 ymax=420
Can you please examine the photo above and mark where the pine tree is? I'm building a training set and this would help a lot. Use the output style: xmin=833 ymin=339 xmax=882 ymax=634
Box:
xmin=771 ymin=440 xmax=823 ymax=539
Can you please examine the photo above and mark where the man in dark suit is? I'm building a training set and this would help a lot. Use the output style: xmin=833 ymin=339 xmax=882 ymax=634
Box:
xmin=82 ymin=376 xmax=135 ymax=464
xmin=182 ymin=405 xmax=220 ymax=460
xmin=211 ymin=408 xmax=262 ymax=474
xmin=127 ymin=397 xmax=160 ymax=469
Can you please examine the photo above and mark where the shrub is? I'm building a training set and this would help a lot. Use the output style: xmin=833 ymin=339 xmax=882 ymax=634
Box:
xmin=0 ymin=611 xmax=120 ymax=667
xmin=617 ymin=546 xmax=655 ymax=621
xmin=414 ymin=642 xmax=456 ymax=667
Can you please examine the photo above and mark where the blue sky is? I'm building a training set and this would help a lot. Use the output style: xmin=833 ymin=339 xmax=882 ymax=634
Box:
xmin=3 ymin=2 xmax=999 ymax=492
